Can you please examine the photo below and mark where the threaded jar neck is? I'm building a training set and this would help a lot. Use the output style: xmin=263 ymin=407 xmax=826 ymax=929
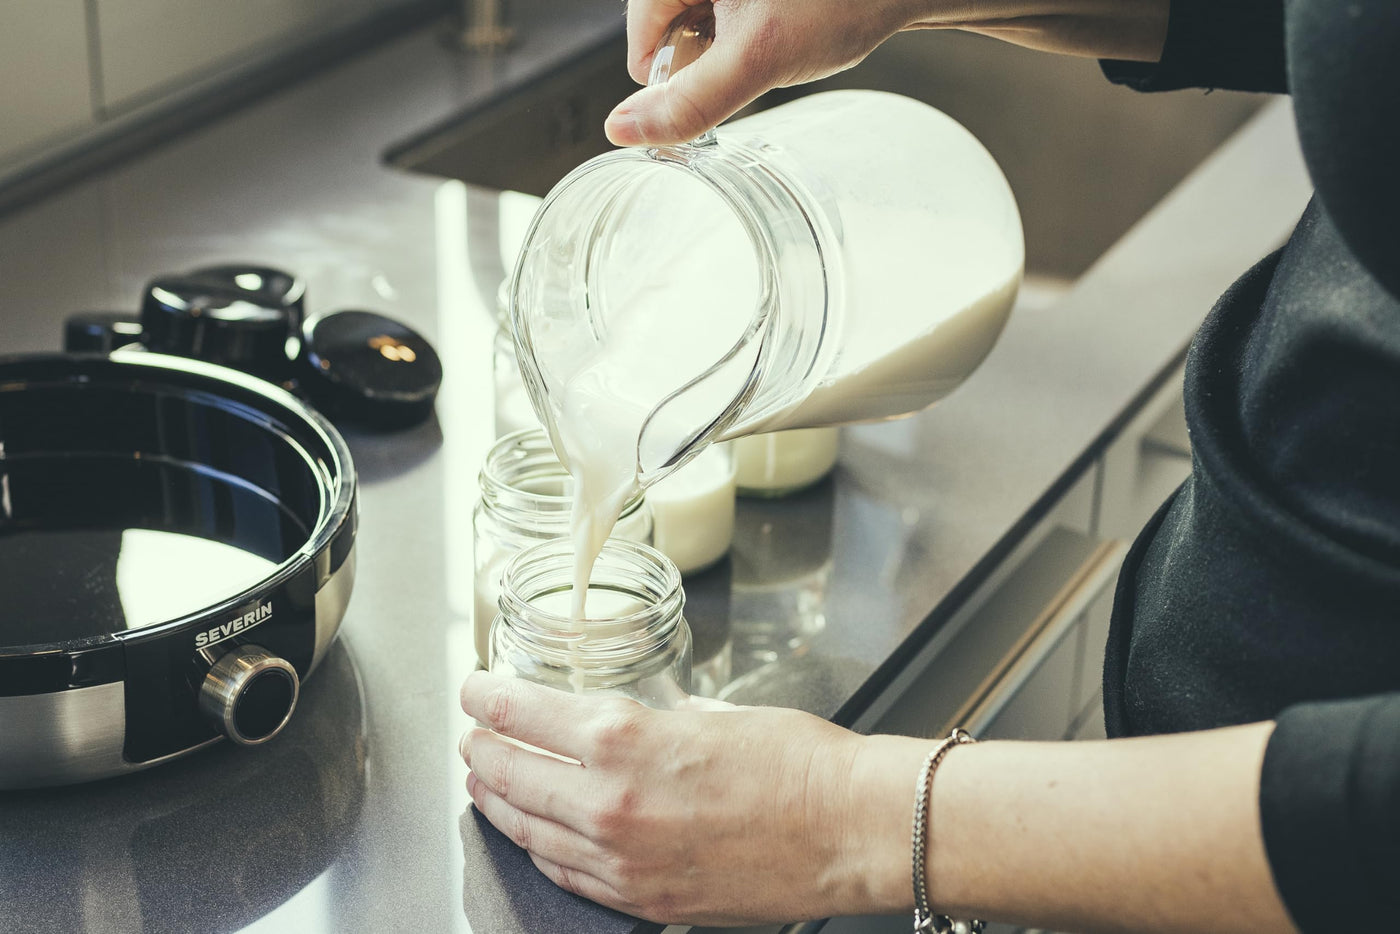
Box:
xmin=497 ymin=538 xmax=685 ymax=671
xmin=478 ymin=429 xmax=645 ymax=534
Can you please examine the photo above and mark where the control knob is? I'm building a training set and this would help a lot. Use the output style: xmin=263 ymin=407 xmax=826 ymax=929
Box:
xmin=198 ymin=644 xmax=300 ymax=745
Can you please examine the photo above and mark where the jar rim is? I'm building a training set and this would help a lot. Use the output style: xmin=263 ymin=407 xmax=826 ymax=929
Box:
xmin=478 ymin=428 xmax=645 ymax=526
xmin=497 ymin=538 xmax=684 ymax=654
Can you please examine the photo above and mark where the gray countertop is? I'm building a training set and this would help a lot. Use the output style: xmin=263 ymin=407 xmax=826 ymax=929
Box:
xmin=0 ymin=3 xmax=1313 ymax=932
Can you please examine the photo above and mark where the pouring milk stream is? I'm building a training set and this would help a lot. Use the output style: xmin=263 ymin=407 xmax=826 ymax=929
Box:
xmin=508 ymin=6 xmax=1025 ymax=624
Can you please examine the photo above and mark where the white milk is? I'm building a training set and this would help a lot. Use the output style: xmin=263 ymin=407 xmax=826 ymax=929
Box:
xmin=529 ymin=588 xmax=646 ymax=623
xmin=737 ymin=205 xmax=1021 ymax=431
xmin=647 ymin=444 xmax=736 ymax=575
xmin=541 ymin=175 xmax=761 ymax=618
xmin=556 ymin=382 xmax=655 ymax=621
xmin=733 ymin=428 xmax=840 ymax=496
xmin=525 ymin=589 xmax=647 ymax=694
xmin=553 ymin=262 xmax=1017 ymax=614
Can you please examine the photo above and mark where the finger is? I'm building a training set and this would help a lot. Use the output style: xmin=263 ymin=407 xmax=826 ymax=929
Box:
xmin=625 ymin=0 xmax=707 ymax=85
xmin=460 ymin=670 xmax=598 ymax=760
xmin=606 ymin=30 xmax=775 ymax=146
xmin=468 ymin=771 xmax=602 ymax=870
xmin=465 ymin=728 xmax=592 ymax=827
xmin=529 ymin=851 xmax=635 ymax=915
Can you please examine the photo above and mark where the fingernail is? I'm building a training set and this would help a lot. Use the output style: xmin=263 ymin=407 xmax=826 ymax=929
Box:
xmin=466 ymin=771 xmax=479 ymax=797
xmin=459 ymin=731 xmax=471 ymax=763
xmin=605 ymin=110 xmax=643 ymax=146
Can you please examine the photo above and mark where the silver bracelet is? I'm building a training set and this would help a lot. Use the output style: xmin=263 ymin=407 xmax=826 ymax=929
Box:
xmin=911 ymin=728 xmax=983 ymax=934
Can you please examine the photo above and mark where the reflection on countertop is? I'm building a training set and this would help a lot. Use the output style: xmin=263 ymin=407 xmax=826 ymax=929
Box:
xmin=0 ymin=640 xmax=367 ymax=932
xmin=461 ymin=807 xmax=635 ymax=934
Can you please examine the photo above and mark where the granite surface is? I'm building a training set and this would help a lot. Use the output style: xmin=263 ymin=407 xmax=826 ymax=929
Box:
xmin=0 ymin=2 xmax=1313 ymax=931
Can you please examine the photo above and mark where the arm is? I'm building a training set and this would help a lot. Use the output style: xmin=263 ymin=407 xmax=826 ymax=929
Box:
xmin=606 ymin=0 xmax=1170 ymax=146
xmin=458 ymin=671 xmax=1299 ymax=932
xmin=863 ymin=723 xmax=1295 ymax=933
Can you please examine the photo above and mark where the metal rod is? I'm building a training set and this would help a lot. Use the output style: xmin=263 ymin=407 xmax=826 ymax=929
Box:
xmin=461 ymin=0 xmax=514 ymax=50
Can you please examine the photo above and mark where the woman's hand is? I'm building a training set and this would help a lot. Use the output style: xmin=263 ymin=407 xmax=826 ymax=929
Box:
xmin=606 ymin=0 xmax=1170 ymax=147
xmin=607 ymin=0 xmax=932 ymax=146
xmin=458 ymin=670 xmax=913 ymax=925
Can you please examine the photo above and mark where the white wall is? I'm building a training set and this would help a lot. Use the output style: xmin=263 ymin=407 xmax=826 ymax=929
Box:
xmin=0 ymin=1 xmax=95 ymax=165
xmin=0 ymin=0 xmax=420 ymax=170
xmin=95 ymin=0 xmax=394 ymax=112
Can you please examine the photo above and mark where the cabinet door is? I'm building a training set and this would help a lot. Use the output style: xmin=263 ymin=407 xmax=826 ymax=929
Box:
xmin=0 ymin=1 xmax=94 ymax=168
xmin=1097 ymin=365 xmax=1192 ymax=544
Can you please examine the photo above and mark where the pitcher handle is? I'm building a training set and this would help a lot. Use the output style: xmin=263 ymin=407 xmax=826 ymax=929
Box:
xmin=647 ymin=3 xmax=719 ymax=148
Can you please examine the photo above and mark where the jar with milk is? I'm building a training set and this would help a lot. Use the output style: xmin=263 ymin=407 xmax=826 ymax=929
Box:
xmin=508 ymin=6 xmax=1023 ymax=591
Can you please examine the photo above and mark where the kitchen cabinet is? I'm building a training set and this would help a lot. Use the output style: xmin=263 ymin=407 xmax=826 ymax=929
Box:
xmin=1097 ymin=366 xmax=1193 ymax=544
xmin=0 ymin=1 xmax=93 ymax=169
xmin=761 ymin=522 xmax=1122 ymax=934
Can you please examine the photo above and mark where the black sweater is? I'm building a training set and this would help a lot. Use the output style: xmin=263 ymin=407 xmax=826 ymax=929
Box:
xmin=1099 ymin=1 xmax=1400 ymax=931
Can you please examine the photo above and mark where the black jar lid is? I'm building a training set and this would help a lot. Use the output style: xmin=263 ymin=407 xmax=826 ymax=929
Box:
xmin=186 ymin=265 xmax=306 ymax=315
xmin=299 ymin=310 xmax=441 ymax=430
xmin=63 ymin=312 xmax=144 ymax=354
xmin=140 ymin=265 xmax=305 ymax=381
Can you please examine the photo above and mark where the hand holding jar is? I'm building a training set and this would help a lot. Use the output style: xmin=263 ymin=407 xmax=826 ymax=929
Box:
xmin=459 ymin=673 xmax=1293 ymax=932
xmin=457 ymin=671 xmax=900 ymax=926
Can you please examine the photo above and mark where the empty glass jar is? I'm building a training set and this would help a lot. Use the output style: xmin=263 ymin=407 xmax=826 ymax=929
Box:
xmin=490 ymin=538 xmax=691 ymax=709
xmin=473 ymin=429 xmax=652 ymax=662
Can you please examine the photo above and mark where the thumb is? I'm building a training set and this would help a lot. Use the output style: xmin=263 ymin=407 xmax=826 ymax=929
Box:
xmin=605 ymin=36 xmax=772 ymax=146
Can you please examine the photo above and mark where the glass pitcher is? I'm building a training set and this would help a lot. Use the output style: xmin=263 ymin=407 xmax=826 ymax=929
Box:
xmin=510 ymin=5 xmax=1023 ymax=487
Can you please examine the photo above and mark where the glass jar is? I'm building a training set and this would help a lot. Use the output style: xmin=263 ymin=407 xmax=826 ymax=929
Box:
xmin=732 ymin=427 xmax=840 ymax=498
xmin=647 ymin=442 xmax=736 ymax=576
xmin=491 ymin=538 xmax=691 ymax=709
xmin=473 ymin=429 xmax=652 ymax=662
xmin=493 ymin=279 xmax=539 ymax=438
xmin=511 ymin=8 xmax=1023 ymax=488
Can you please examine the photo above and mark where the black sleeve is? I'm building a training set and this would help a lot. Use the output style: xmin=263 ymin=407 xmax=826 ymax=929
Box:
xmin=1100 ymin=0 xmax=1287 ymax=93
xmin=1259 ymin=694 xmax=1400 ymax=932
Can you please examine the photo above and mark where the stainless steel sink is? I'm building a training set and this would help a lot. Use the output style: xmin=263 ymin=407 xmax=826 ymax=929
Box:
xmin=387 ymin=28 xmax=1263 ymax=280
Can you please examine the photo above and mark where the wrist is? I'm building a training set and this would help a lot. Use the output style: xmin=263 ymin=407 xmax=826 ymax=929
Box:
xmin=892 ymin=0 xmax=954 ymax=32
xmin=838 ymin=734 xmax=931 ymax=914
